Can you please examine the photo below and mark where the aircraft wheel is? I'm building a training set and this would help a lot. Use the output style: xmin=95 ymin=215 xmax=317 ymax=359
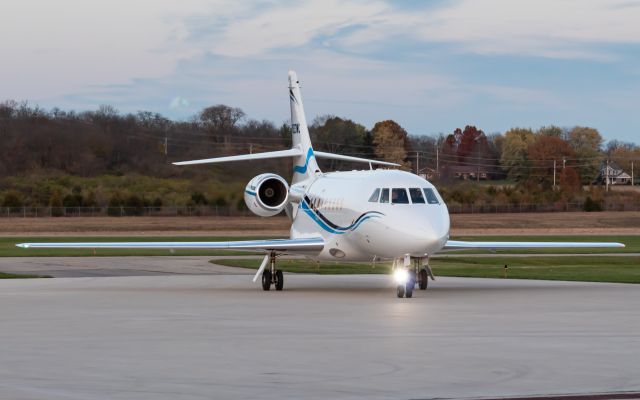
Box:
xmin=405 ymin=281 xmax=413 ymax=298
xmin=262 ymin=270 xmax=272 ymax=291
xmin=274 ymin=270 xmax=284 ymax=291
xmin=396 ymin=284 xmax=405 ymax=298
xmin=419 ymin=268 xmax=429 ymax=290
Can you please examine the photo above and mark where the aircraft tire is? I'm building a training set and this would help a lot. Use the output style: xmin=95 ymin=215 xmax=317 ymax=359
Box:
xmin=274 ymin=270 xmax=284 ymax=291
xmin=262 ymin=270 xmax=272 ymax=291
xmin=396 ymin=284 xmax=405 ymax=298
xmin=405 ymin=282 xmax=413 ymax=298
xmin=419 ymin=269 xmax=429 ymax=290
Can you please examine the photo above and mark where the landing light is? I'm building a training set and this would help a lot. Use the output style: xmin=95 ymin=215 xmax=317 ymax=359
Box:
xmin=393 ymin=268 xmax=409 ymax=285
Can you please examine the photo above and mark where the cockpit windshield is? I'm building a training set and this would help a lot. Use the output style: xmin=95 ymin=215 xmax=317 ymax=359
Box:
xmin=391 ymin=188 xmax=409 ymax=204
xmin=368 ymin=188 xmax=380 ymax=202
xmin=409 ymin=188 xmax=425 ymax=204
xmin=380 ymin=188 xmax=390 ymax=203
xmin=368 ymin=186 xmax=441 ymax=205
xmin=423 ymin=188 xmax=440 ymax=204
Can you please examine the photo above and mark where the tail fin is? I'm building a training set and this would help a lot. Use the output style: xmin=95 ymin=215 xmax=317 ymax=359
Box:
xmin=173 ymin=71 xmax=399 ymax=176
xmin=289 ymin=70 xmax=320 ymax=183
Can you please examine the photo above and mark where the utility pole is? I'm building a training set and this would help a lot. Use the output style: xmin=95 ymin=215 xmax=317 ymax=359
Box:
xmin=562 ymin=157 xmax=566 ymax=170
xmin=164 ymin=136 xmax=168 ymax=156
xmin=416 ymin=151 xmax=419 ymax=175
xmin=553 ymin=159 xmax=556 ymax=190
xmin=249 ymin=143 xmax=253 ymax=154
xmin=436 ymin=149 xmax=439 ymax=177
xmin=632 ymin=161 xmax=634 ymax=186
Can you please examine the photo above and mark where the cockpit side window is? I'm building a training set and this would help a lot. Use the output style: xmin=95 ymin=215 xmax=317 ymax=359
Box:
xmin=380 ymin=188 xmax=390 ymax=203
xmin=409 ymin=188 xmax=425 ymax=204
xmin=368 ymin=188 xmax=380 ymax=203
xmin=423 ymin=188 xmax=440 ymax=204
xmin=392 ymin=188 xmax=409 ymax=204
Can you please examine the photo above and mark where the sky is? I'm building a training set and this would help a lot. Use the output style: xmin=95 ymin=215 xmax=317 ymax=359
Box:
xmin=2 ymin=0 xmax=640 ymax=142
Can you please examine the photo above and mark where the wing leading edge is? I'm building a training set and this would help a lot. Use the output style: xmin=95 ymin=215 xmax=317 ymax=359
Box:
xmin=443 ymin=240 xmax=625 ymax=250
xmin=16 ymin=237 xmax=325 ymax=253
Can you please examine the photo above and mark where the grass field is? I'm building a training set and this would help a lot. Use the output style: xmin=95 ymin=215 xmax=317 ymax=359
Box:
xmin=2 ymin=235 xmax=636 ymax=257
xmin=0 ymin=272 xmax=50 ymax=279
xmin=214 ymin=254 xmax=640 ymax=284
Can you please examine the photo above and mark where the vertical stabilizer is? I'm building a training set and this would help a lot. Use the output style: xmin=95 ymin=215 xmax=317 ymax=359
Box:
xmin=289 ymin=70 xmax=320 ymax=183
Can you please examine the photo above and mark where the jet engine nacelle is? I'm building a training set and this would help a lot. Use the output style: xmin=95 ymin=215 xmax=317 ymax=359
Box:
xmin=244 ymin=173 xmax=289 ymax=217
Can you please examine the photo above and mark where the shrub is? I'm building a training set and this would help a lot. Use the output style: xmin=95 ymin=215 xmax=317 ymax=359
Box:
xmin=2 ymin=190 xmax=22 ymax=208
xmin=583 ymin=196 xmax=602 ymax=212
xmin=190 ymin=192 xmax=208 ymax=205
xmin=49 ymin=190 xmax=64 ymax=217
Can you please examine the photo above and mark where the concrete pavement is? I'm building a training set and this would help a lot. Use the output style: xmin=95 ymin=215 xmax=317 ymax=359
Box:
xmin=1 ymin=273 xmax=639 ymax=399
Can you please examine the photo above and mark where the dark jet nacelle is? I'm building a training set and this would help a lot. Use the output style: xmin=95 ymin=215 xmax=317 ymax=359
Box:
xmin=244 ymin=173 xmax=289 ymax=217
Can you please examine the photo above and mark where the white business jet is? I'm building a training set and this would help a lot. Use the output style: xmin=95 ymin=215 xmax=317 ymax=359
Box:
xmin=17 ymin=71 xmax=624 ymax=297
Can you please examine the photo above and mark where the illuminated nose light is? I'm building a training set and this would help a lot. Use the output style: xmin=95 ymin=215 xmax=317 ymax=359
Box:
xmin=393 ymin=269 xmax=409 ymax=284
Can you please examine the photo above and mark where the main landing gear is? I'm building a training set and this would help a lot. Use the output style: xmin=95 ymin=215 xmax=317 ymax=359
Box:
xmin=261 ymin=252 xmax=284 ymax=291
xmin=394 ymin=256 xmax=434 ymax=298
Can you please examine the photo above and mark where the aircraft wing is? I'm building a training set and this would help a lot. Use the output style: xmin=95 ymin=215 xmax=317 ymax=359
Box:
xmin=172 ymin=148 xmax=303 ymax=166
xmin=16 ymin=237 xmax=324 ymax=253
xmin=313 ymin=151 xmax=400 ymax=167
xmin=443 ymin=240 xmax=625 ymax=250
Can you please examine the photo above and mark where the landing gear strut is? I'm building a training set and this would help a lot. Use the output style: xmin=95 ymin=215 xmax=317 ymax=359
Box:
xmin=262 ymin=252 xmax=284 ymax=291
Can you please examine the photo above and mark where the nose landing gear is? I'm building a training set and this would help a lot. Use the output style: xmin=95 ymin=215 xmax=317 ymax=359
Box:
xmin=394 ymin=256 xmax=434 ymax=298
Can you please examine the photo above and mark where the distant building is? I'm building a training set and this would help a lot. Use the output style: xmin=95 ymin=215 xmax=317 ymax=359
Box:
xmin=598 ymin=164 xmax=631 ymax=185
xmin=446 ymin=165 xmax=490 ymax=180
xmin=418 ymin=167 xmax=439 ymax=180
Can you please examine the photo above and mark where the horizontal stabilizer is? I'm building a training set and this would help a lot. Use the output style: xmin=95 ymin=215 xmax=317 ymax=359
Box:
xmin=314 ymin=151 xmax=400 ymax=167
xmin=444 ymin=240 xmax=625 ymax=250
xmin=173 ymin=148 xmax=303 ymax=166
xmin=16 ymin=237 xmax=325 ymax=253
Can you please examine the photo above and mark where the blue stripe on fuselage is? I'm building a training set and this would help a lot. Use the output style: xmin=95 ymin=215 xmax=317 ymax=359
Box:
xmin=293 ymin=148 xmax=315 ymax=174
xmin=299 ymin=198 xmax=383 ymax=234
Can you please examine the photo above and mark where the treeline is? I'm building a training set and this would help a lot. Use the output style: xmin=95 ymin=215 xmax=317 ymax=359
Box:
xmin=0 ymin=100 xmax=638 ymax=209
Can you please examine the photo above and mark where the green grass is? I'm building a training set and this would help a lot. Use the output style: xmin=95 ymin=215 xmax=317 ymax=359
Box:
xmin=0 ymin=272 xmax=51 ymax=279
xmin=214 ymin=255 xmax=640 ymax=284
xmin=1 ymin=236 xmax=275 ymax=257
xmin=449 ymin=235 xmax=640 ymax=254
xmin=430 ymin=256 xmax=640 ymax=283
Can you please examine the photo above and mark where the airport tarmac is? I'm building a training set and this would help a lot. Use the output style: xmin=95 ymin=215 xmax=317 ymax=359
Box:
xmin=1 ymin=270 xmax=639 ymax=399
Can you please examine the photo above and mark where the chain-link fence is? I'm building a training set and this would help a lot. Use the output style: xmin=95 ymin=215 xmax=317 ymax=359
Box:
xmin=0 ymin=206 xmax=251 ymax=218
xmin=0 ymin=201 xmax=638 ymax=217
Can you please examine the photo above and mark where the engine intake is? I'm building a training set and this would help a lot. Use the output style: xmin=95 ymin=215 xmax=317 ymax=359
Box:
xmin=244 ymin=173 xmax=289 ymax=217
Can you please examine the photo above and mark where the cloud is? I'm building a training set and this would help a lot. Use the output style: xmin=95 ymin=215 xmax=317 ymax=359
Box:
xmin=169 ymin=96 xmax=191 ymax=109
xmin=191 ymin=0 xmax=640 ymax=60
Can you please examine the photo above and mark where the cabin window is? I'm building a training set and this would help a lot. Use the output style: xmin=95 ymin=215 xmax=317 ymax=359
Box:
xmin=380 ymin=188 xmax=390 ymax=203
xmin=392 ymin=188 xmax=409 ymax=204
xmin=423 ymin=188 xmax=440 ymax=204
xmin=368 ymin=188 xmax=380 ymax=202
xmin=409 ymin=188 xmax=425 ymax=204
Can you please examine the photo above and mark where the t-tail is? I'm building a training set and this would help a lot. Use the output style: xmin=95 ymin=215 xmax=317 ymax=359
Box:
xmin=289 ymin=70 xmax=320 ymax=183
xmin=172 ymin=70 xmax=400 ymax=183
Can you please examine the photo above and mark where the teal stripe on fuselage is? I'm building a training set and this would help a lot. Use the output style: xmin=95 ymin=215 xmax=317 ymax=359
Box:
xmin=293 ymin=148 xmax=315 ymax=174
xmin=299 ymin=198 xmax=382 ymax=234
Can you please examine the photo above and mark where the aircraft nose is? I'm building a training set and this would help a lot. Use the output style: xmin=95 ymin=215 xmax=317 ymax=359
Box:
xmin=404 ymin=213 xmax=449 ymax=254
